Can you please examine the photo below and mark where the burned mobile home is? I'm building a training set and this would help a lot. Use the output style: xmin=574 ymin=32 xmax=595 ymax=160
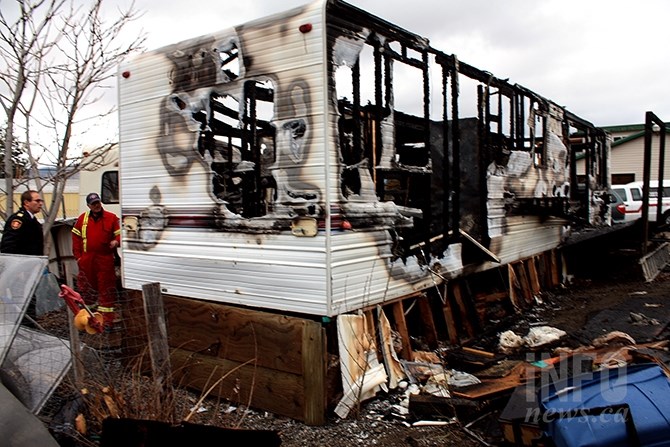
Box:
xmin=117 ymin=0 xmax=611 ymax=423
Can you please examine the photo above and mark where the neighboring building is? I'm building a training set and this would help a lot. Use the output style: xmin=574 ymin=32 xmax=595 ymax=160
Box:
xmin=580 ymin=123 xmax=670 ymax=186
xmin=0 ymin=171 xmax=80 ymax=223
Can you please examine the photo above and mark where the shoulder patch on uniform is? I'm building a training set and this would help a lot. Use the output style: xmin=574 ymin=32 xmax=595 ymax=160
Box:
xmin=16 ymin=212 xmax=24 ymax=217
xmin=10 ymin=219 xmax=22 ymax=230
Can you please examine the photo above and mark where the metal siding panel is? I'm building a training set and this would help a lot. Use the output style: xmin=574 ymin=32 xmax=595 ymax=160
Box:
xmin=328 ymin=231 xmax=463 ymax=315
xmin=488 ymin=216 xmax=564 ymax=266
xmin=118 ymin=4 xmax=332 ymax=315
xmin=122 ymin=231 xmax=328 ymax=315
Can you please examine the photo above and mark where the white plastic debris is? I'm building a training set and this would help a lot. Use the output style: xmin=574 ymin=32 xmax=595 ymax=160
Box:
xmin=446 ymin=369 xmax=481 ymax=388
xmin=412 ymin=418 xmax=458 ymax=427
xmin=523 ymin=326 xmax=566 ymax=348
xmin=499 ymin=330 xmax=525 ymax=354
xmin=407 ymin=383 xmax=421 ymax=395
xmin=189 ymin=405 xmax=208 ymax=414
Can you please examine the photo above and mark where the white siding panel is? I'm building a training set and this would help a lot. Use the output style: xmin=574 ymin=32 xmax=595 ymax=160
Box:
xmin=122 ymin=230 xmax=329 ymax=315
xmin=241 ymin=21 xmax=325 ymax=77
xmin=328 ymin=231 xmax=463 ymax=314
xmin=118 ymin=2 xmax=333 ymax=316
xmin=487 ymin=216 xmax=565 ymax=267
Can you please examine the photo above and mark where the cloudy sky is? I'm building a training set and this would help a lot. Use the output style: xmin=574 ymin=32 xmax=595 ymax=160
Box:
xmin=116 ymin=0 xmax=667 ymax=128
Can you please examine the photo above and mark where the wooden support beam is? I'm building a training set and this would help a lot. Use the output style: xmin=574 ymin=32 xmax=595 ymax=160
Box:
xmin=417 ymin=296 xmax=438 ymax=349
xmin=516 ymin=261 xmax=534 ymax=306
xmin=301 ymin=320 xmax=326 ymax=425
xmin=551 ymin=249 xmax=560 ymax=287
xmin=528 ymin=256 xmax=541 ymax=296
xmin=508 ymin=264 xmax=525 ymax=311
xmin=536 ymin=252 xmax=549 ymax=288
xmin=391 ymin=301 xmax=413 ymax=360
xmin=441 ymin=284 xmax=460 ymax=345
xmin=451 ymin=281 xmax=475 ymax=338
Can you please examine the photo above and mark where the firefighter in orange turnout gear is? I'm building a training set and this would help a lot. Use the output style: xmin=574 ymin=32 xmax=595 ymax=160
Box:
xmin=72 ymin=192 xmax=121 ymax=329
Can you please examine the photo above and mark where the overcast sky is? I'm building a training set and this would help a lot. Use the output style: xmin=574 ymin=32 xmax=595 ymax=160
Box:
xmin=116 ymin=0 xmax=668 ymax=128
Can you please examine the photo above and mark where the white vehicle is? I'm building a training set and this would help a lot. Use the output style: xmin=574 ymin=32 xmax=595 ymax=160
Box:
xmin=612 ymin=180 xmax=670 ymax=225
xmin=78 ymin=146 xmax=120 ymax=217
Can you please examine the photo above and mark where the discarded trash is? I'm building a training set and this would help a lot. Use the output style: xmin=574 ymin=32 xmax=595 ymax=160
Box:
xmin=629 ymin=291 xmax=648 ymax=296
xmin=423 ymin=373 xmax=450 ymax=398
xmin=499 ymin=330 xmax=525 ymax=354
xmin=401 ymin=361 xmax=445 ymax=384
xmin=188 ymin=405 xmax=207 ymax=414
xmin=523 ymin=326 xmax=566 ymax=348
xmin=592 ymin=331 xmax=636 ymax=347
xmin=498 ymin=326 xmax=567 ymax=352
xmin=446 ymin=369 xmax=481 ymax=388
xmin=411 ymin=418 xmax=458 ymax=427
xmin=58 ymin=285 xmax=104 ymax=334
xmin=629 ymin=311 xmax=660 ymax=326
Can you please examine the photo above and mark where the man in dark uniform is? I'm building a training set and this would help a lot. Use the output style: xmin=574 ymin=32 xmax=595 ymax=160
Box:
xmin=1 ymin=190 xmax=44 ymax=255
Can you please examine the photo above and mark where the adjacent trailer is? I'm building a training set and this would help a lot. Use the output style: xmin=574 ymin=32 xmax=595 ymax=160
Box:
xmin=117 ymin=0 xmax=611 ymax=423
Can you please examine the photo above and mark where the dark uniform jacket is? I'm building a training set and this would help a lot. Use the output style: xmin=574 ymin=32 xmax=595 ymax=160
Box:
xmin=0 ymin=207 xmax=44 ymax=255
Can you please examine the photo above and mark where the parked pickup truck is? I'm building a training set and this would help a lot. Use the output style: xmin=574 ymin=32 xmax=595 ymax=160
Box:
xmin=612 ymin=180 xmax=670 ymax=225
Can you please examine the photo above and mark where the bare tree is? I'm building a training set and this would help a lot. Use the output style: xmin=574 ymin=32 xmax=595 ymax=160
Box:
xmin=0 ymin=0 xmax=63 ymax=217
xmin=0 ymin=0 xmax=145 ymax=253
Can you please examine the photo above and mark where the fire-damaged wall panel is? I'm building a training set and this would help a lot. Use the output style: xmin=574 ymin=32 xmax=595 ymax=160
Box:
xmin=117 ymin=0 xmax=611 ymax=318
xmin=119 ymin=1 xmax=334 ymax=315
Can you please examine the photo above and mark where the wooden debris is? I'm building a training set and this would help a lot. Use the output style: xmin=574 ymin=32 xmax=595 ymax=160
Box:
xmin=391 ymin=302 xmax=413 ymax=360
xmin=335 ymin=314 xmax=387 ymax=418
xmin=445 ymin=346 xmax=503 ymax=371
xmin=412 ymin=350 xmax=441 ymax=364
xmin=377 ymin=306 xmax=406 ymax=389
xmin=451 ymin=362 xmax=536 ymax=400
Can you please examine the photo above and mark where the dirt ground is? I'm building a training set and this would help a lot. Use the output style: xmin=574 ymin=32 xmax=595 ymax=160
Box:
xmin=44 ymin=231 xmax=670 ymax=447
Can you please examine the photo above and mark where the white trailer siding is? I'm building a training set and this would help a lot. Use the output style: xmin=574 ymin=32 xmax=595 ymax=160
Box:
xmin=118 ymin=1 xmax=339 ymax=315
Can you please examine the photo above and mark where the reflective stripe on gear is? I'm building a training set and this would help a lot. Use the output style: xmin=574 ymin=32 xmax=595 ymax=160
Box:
xmin=81 ymin=211 xmax=90 ymax=252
